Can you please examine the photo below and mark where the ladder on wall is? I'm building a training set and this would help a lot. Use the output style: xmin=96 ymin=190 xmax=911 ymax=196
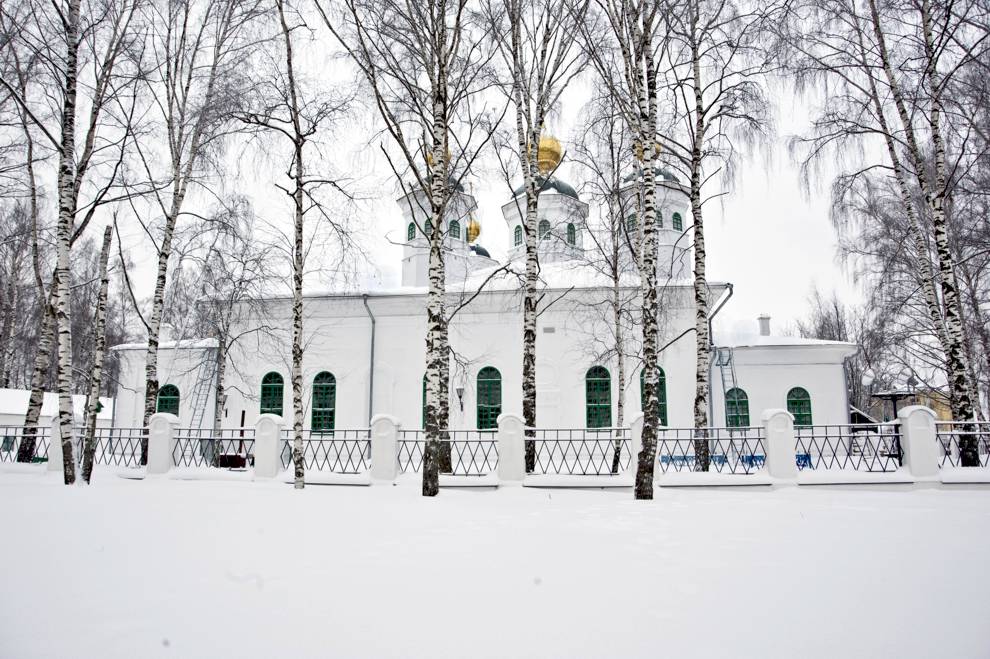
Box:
xmin=715 ymin=347 xmax=737 ymax=421
xmin=188 ymin=348 xmax=218 ymax=431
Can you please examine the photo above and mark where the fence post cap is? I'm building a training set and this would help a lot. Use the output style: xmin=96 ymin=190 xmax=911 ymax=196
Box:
xmin=496 ymin=412 xmax=523 ymax=425
xmin=370 ymin=413 xmax=400 ymax=428
xmin=761 ymin=408 xmax=794 ymax=423
xmin=896 ymin=405 xmax=937 ymax=421
xmin=148 ymin=412 xmax=180 ymax=427
xmin=255 ymin=413 xmax=285 ymax=428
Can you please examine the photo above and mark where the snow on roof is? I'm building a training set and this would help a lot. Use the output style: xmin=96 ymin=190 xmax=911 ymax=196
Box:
xmin=0 ymin=388 xmax=114 ymax=421
xmin=720 ymin=332 xmax=858 ymax=350
xmin=110 ymin=338 xmax=218 ymax=351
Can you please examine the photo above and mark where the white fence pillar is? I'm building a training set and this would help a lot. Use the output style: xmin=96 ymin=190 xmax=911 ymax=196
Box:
xmin=897 ymin=405 xmax=939 ymax=477
xmin=370 ymin=414 xmax=400 ymax=482
xmin=254 ymin=414 xmax=286 ymax=479
xmin=47 ymin=417 xmax=63 ymax=473
xmin=497 ymin=413 xmax=525 ymax=482
xmin=627 ymin=412 xmax=644 ymax=477
xmin=762 ymin=409 xmax=797 ymax=480
xmin=147 ymin=413 xmax=179 ymax=475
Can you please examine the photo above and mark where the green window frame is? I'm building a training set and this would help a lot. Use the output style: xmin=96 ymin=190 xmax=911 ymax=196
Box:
xmin=566 ymin=223 xmax=576 ymax=245
xmin=424 ymin=219 xmax=433 ymax=237
xmin=626 ymin=213 xmax=637 ymax=232
xmin=725 ymin=387 xmax=750 ymax=427
xmin=157 ymin=384 xmax=180 ymax=415
xmin=260 ymin=371 xmax=284 ymax=417
xmin=421 ymin=373 xmax=427 ymax=429
xmin=672 ymin=212 xmax=683 ymax=231
xmin=311 ymin=371 xmax=336 ymax=431
xmin=514 ymin=225 xmax=523 ymax=247
xmin=476 ymin=367 xmax=502 ymax=430
xmin=657 ymin=212 xmax=663 ymax=229
xmin=787 ymin=387 xmax=813 ymax=427
xmin=448 ymin=220 xmax=460 ymax=239
xmin=538 ymin=219 xmax=551 ymax=240
xmin=586 ymin=366 xmax=612 ymax=428
xmin=407 ymin=222 xmax=416 ymax=241
xmin=639 ymin=367 xmax=668 ymax=426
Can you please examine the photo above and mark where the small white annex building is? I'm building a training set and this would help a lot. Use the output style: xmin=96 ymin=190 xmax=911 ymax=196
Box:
xmin=111 ymin=140 xmax=857 ymax=433
xmin=0 ymin=388 xmax=114 ymax=428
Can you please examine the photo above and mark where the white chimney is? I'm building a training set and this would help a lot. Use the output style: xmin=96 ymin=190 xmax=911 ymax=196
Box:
xmin=757 ymin=314 xmax=771 ymax=337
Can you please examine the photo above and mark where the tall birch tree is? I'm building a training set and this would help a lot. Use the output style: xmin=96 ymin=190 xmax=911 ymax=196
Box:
xmin=80 ymin=225 xmax=114 ymax=484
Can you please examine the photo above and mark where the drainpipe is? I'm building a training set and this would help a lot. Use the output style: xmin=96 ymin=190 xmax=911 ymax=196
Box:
xmin=706 ymin=283 xmax=734 ymax=425
xmin=361 ymin=295 xmax=376 ymax=425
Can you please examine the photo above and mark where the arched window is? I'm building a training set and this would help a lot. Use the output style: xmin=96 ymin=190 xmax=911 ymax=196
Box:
xmin=566 ymin=223 xmax=576 ymax=245
xmin=672 ymin=212 xmax=683 ymax=232
xmin=407 ymin=222 xmax=416 ymax=241
xmin=640 ymin=367 xmax=668 ymax=426
xmin=260 ymin=372 xmax=284 ymax=417
xmin=448 ymin=220 xmax=460 ymax=240
xmin=586 ymin=366 xmax=612 ymax=428
xmin=539 ymin=219 xmax=551 ymax=240
xmin=787 ymin=387 xmax=813 ymax=426
xmin=476 ymin=367 xmax=502 ymax=430
xmin=424 ymin=219 xmax=433 ymax=237
xmin=514 ymin=225 xmax=523 ymax=247
xmin=657 ymin=212 xmax=663 ymax=229
xmin=725 ymin=387 xmax=750 ymax=427
xmin=157 ymin=384 xmax=180 ymax=415
xmin=311 ymin=371 xmax=336 ymax=431
xmin=626 ymin=213 xmax=637 ymax=233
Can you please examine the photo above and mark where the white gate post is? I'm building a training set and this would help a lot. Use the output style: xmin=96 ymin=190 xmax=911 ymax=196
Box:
xmin=762 ymin=409 xmax=797 ymax=481
xmin=497 ymin=413 xmax=525 ymax=483
xmin=147 ymin=413 xmax=179 ymax=475
xmin=627 ymin=412 xmax=644 ymax=477
xmin=254 ymin=414 xmax=286 ymax=479
xmin=370 ymin=414 xmax=400 ymax=482
xmin=47 ymin=417 xmax=64 ymax=472
xmin=896 ymin=405 xmax=939 ymax=477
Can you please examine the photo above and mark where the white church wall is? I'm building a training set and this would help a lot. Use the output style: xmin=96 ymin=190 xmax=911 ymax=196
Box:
xmin=111 ymin=343 xmax=216 ymax=429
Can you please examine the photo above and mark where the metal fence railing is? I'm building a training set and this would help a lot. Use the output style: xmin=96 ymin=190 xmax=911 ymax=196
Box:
xmin=656 ymin=427 xmax=766 ymax=474
xmin=0 ymin=426 xmax=52 ymax=463
xmin=279 ymin=429 xmax=371 ymax=474
xmin=795 ymin=423 xmax=901 ymax=473
xmin=173 ymin=428 xmax=256 ymax=469
xmin=528 ymin=428 xmax=630 ymax=475
xmin=396 ymin=430 xmax=498 ymax=475
xmin=936 ymin=421 xmax=990 ymax=468
xmin=89 ymin=427 xmax=146 ymax=468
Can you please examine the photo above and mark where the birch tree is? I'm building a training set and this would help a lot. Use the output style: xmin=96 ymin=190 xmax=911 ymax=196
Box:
xmin=482 ymin=0 xmax=588 ymax=472
xmin=320 ymin=0 xmax=500 ymax=496
xmin=80 ymin=225 xmax=113 ymax=484
xmin=132 ymin=0 xmax=268 ymax=463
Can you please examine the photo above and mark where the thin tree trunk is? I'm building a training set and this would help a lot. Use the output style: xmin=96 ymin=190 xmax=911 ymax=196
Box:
xmin=438 ymin=319 xmax=452 ymax=473
xmin=53 ymin=0 xmax=83 ymax=485
xmin=213 ymin=340 xmax=227 ymax=433
xmin=16 ymin=290 xmax=55 ymax=463
xmin=81 ymin=226 xmax=113 ymax=483
xmin=611 ymin=272 xmax=625 ymax=474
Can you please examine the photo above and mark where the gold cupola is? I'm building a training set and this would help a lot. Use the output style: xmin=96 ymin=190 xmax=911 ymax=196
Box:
xmin=466 ymin=182 xmax=481 ymax=242
xmin=537 ymin=135 xmax=563 ymax=174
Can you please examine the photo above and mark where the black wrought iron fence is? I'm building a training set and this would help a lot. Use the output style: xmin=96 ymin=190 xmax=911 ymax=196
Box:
xmin=89 ymin=427 xmax=145 ymax=468
xmin=396 ymin=430 xmax=498 ymax=475
xmin=279 ymin=429 xmax=371 ymax=473
xmin=794 ymin=424 xmax=901 ymax=472
xmin=173 ymin=428 xmax=256 ymax=469
xmin=528 ymin=428 xmax=630 ymax=475
xmin=0 ymin=426 xmax=51 ymax=463
xmin=936 ymin=421 xmax=990 ymax=468
xmin=656 ymin=427 xmax=766 ymax=474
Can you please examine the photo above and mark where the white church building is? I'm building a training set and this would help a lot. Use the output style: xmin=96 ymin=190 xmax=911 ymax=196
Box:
xmin=111 ymin=141 xmax=857 ymax=435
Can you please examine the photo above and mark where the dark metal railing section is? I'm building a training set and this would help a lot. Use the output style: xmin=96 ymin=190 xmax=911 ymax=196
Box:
xmin=528 ymin=427 xmax=631 ymax=475
xmin=656 ymin=427 xmax=766 ymax=474
xmin=396 ymin=430 xmax=498 ymax=475
xmin=936 ymin=421 xmax=990 ymax=468
xmin=279 ymin=429 xmax=371 ymax=473
xmin=89 ymin=427 xmax=146 ymax=468
xmin=0 ymin=425 xmax=52 ymax=463
xmin=173 ymin=428 xmax=256 ymax=469
xmin=795 ymin=423 xmax=901 ymax=472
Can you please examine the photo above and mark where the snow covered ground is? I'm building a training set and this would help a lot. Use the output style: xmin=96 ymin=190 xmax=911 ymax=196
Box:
xmin=2 ymin=471 xmax=989 ymax=659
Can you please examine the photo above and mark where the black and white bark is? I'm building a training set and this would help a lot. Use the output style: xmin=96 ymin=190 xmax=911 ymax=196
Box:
xmin=80 ymin=225 xmax=113 ymax=484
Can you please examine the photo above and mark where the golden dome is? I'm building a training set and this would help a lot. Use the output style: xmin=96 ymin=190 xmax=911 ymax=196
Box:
xmin=466 ymin=216 xmax=481 ymax=243
xmin=634 ymin=139 xmax=663 ymax=161
xmin=537 ymin=136 xmax=563 ymax=174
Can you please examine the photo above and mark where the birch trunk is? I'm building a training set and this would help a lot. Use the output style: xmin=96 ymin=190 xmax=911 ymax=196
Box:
xmin=54 ymin=0 xmax=83 ymax=485
xmin=438 ymin=319 xmax=452 ymax=473
xmin=689 ymin=11 xmax=711 ymax=470
xmin=633 ymin=20 xmax=662 ymax=500
xmin=611 ymin=272 xmax=626 ymax=474
xmin=213 ymin=340 xmax=227 ymax=433
xmin=16 ymin=291 xmax=55 ymax=463
xmin=81 ymin=226 xmax=113 ymax=484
